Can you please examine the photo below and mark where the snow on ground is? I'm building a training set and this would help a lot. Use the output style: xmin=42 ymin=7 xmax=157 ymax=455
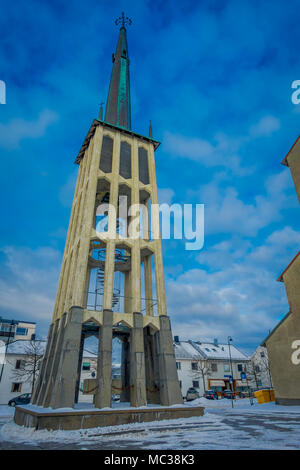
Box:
xmin=1 ymin=399 xmax=300 ymax=450
xmin=0 ymin=405 xmax=15 ymax=417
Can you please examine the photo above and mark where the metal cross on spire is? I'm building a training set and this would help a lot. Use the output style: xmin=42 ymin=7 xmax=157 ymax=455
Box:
xmin=115 ymin=11 xmax=132 ymax=28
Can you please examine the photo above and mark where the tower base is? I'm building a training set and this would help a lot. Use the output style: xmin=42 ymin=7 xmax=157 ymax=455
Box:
xmin=14 ymin=404 xmax=204 ymax=431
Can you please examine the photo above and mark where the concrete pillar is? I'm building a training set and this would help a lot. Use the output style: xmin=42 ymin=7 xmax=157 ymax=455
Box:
xmin=144 ymin=327 xmax=160 ymax=404
xmin=130 ymin=312 xmax=147 ymax=407
xmin=120 ymin=336 xmax=130 ymax=402
xmin=48 ymin=307 xmax=84 ymax=409
xmin=131 ymin=244 xmax=141 ymax=312
xmin=94 ymin=309 xmax=113 ymax=409
xmin=31 ymin=322 xmax=54 ymax=404
xmin=103 ymin=239 xmax=116 ymax=310
xmin=37 ymin=317 xmax=62 ymax=407
xmin=124 ymin=270 xmax=132 ymax=313
xmin=144 ymin=255 xmax=154 ymax=316
xmin=157 ymin=315 xmax=183 ymax=406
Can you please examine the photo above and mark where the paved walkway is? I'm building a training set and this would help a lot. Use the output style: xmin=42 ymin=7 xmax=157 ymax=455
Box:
xmin=1 ymin=406 xmax=300 ymax=450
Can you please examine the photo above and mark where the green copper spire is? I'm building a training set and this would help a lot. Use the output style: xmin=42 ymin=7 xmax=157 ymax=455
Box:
xmin=104 ymin=13 xmax=132 ymax=130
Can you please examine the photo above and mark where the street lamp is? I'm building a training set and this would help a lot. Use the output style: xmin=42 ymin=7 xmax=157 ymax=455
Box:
xmin=228 ymin=336 xmax=234 ymax=408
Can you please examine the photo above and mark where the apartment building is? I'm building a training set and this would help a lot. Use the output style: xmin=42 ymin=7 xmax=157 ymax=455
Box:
xmin=174 ymin=338 xmax=250 ymax=398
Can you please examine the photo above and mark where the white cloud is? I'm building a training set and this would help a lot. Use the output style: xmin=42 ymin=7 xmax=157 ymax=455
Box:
xmin=0 ymin=246 xmax=61 ymax=332
xmin=168 ymin=226 xmax=299 ymax=351
xmin=0 ymin=109 xmax=59 ymax=149
xmin=250 ymin=115 xmax=280 ymax=137
xmin=194 ymin=169 xmax=296 ymax=237
xmin=158 ymin=188 xmax=175 ymax=205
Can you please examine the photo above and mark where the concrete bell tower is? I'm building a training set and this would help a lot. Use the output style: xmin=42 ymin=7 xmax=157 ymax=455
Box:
xmin=31 ymin=13 xmax=183 ymax=410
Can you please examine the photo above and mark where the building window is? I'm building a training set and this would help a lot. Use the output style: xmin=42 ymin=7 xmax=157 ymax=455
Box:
xmin=255 ymin=365 xmax=260 ymax=373
xmin=257 ymin=380 xmax=262 ymax=387
xmin=176 ymin=362 xmax=181 ymax=370
xmin=16 ymin=327 xmax=28 ymax=336
xmin=211 ymin=363 xmax=218 ymax=372
xmin=192 ymin=381 xmax=199 ymax=388
xmin=119 ymin=141 xmax=131 ymax=179
xmin=179 ymin=381 xmax=182 ymax=388
xmin=138 ymin=147 xmax=150 ymax=184
xmin=11 ymin=383 xmax=22 ymax=393
xmin=224 ymin=364 xmax=230 ymax=372
xmin=15 ymin=360 xmax=25 ymax=370
xmin=99 ymin=135 xmax=113 ymax=173
xmin=237 ymin=364 xmax=243 ymax=372
xmin=191 ymin=362 xmax=198 ymax=371
xmin=82 ymin=362 xmax=90 ymax=371
xmin=260 ymin=351 xmax=265 ymax=358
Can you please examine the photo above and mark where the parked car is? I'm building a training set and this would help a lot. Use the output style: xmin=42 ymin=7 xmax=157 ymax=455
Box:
xmin=8 ymin=393 xmax=31 ymax=407
xmin=223 ymin=389 xmax=236 ymax=399
xmin=204 ymin=390 xmax=218 ymax=400
xmin=186 ymin=387 xmax=200 ymax=401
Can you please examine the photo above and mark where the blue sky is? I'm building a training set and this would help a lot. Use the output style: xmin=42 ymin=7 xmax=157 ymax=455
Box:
xmin=0 ymin=0 xmax=300 ymax=354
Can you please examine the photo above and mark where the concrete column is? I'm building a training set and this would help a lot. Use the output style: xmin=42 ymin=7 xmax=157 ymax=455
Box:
xmin=144 ymin=327 xmax=160 ymax=404
xmin=124 ymin=270 xmax=132 ymax=313
xmin=103 ymin=239 xmax=116 ymax=310
xmin=147 ymin=145 xmax=167 ymax=316
xmin=48 ymin=307 xmax=84 ymax=409
xmin=157 ymin=315 xmax=183 ymax=406
xmin=72 ymin=128 xmax=102 ymax=306
xmin=131 ymin=244 xmax=141 ymax=312
xmin=31 ymin=322 xmax=54 ymax=404
xmin=94 ymin=309 xmax=113 ymax=408
xmin=42 ymin=314 xmax=67 ymax=407
xmin=131 ymin=139 xmax=141 ymax=313
xmin=120 ymin=336 xmax=130 ymax=402
xmin=144 ymin=255 xmax=154 ymax=316
xmin=130 ymin=312 xmax=147 ymax=407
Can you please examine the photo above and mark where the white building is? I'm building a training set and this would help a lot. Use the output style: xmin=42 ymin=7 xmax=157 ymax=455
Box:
xmin=0 ymin=318 xmax=36 ymax=344
xmin=0 ymin=339 xmax=45 ymax=404
xmin=247 ymin=345 xmax=273 ymax=391
xmin=174 ymin=338 xmax=250 ymax=398
xmin=0 ymin=340 xmax=121 ymax=405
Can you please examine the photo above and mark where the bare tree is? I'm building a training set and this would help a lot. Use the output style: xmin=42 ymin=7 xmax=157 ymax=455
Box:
xmin=9 ymin=339 xmax=45 ymax=394
xmin=245 ymin=359 xmax=261 ymax=389
xmin=189 ymin=357 xmax=212 ymax=393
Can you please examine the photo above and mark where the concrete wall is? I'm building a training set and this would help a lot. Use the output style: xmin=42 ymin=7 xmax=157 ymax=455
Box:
xmin=286 ymin=140 xmax=300 ymax=203
xmin=266 ymin=313 xmax=300 ymax=404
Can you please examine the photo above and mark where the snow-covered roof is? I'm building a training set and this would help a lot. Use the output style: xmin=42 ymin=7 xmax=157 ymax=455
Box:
xmin=174 ymin=341 xmax=203 ymax=359
xmin=1 ymin=340 xmax=97 ymax=359
xmin=174 ymin=340 xmax=249 ymax=361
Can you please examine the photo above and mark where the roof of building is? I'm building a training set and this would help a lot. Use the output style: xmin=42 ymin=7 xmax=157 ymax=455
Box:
xmin=261 ymin=311 xmax=291 ymax=346
xmin=281 ymin=135 xmax=300 ymax=166
xmin=174 ymin=340 xmax=249 ymax=361
xmin=75 ymin=119 xmax=160 ymax=164
xmin=1 ymin=340 xmax=97 ymax=359
xmin=277 ymin=251 xmax=300 ymax=282
xmin=0 ymin=318 xmax=36 ymax=325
